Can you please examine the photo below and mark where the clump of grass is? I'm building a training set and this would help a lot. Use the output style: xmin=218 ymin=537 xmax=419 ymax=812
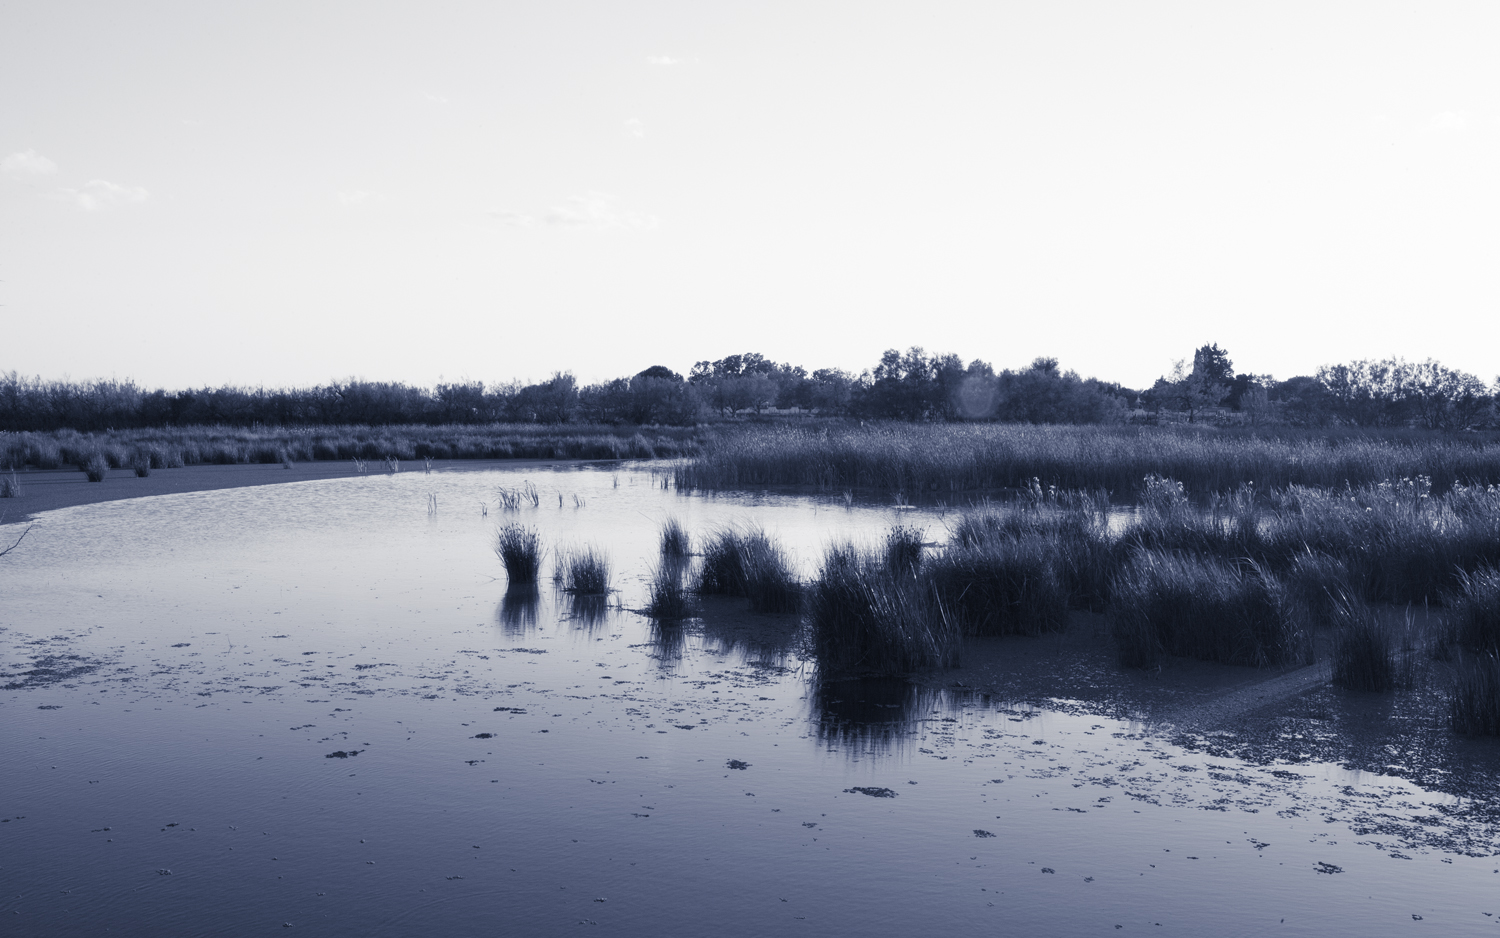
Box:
xmin=1108 ymin=551 xmax=1305 ymax=669
xmin=494 ymin=523 xmax=542 ymax=584
xmin=0 ymin=469 xmax=19 ymax=498
xmin=1450 ymin=654 xmax=1500 ymax=735
xmin=740 ymin=533 xmax=801 ymax=614
xmin=132 ymin=451 xmax=152 ymax=477
xmin=558 ymin=546 xmax=611 ymax=594
xmin=646 ymin=563 xmax=690 ymax=620
xmin=1448 ymin=566 xmax=1500 ymax=656
xmin=1329 ymin=593 xmax=1396 ymax=691
xmin=1280 ymin=549 xmax=1358 ymax=624
xmin=926 ymin=535 xmax=1070 ymax=637
xmin=383 ymin=455 xmax=400 ymax=473
xmin=884 ymin=525 xmax=925 ymax=576
xmin=696 ymin=529 xmax=750 ymax=596
xmin=659 ymin=518 xmax=691 ymax=559
xmin=83 ymin=453 xmax=108 ymax=482
xmin=808 ymin=545 xmax=959 ymax=676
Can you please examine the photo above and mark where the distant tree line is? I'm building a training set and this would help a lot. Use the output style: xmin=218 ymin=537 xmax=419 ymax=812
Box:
xmin=1 ymin=345 xmax=1495 ymax=432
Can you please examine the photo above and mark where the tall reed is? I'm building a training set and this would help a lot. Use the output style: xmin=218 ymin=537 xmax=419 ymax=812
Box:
xmin=494 ymin=524 xmax=542 ymax=584
xmin=1449 ymin=654 xmax=1500 ymax=736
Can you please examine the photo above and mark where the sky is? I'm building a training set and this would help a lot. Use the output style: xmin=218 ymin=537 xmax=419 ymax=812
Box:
xmin=2 ymin=1 xmax=1497 ymax=392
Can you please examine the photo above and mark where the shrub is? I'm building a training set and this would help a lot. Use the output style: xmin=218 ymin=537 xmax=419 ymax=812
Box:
xmin=808 ymin=545 xmax=959 ymax=676
xmin=494 ymin=524 xmax=542 ymax=584
xmin=1108 ymin=551 xmax=1305 ymax=669
xmin=1450 ymin=654 xmax=1500 ymax=736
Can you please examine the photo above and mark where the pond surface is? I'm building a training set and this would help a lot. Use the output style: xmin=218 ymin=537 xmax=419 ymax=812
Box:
xmin=2 ymin=465 xmax=1498 ymax=936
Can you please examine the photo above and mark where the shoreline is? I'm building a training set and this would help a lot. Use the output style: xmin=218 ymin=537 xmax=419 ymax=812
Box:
xmin=0 ymin=457 xmax=627 ymax=525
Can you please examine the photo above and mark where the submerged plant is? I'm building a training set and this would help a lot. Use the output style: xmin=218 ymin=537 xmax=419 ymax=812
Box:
xmin=494 ymin=523 xmax=543 ymax=584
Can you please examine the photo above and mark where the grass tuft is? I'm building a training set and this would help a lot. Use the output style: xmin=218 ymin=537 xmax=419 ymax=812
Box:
xmin=646 ymin=562 xmax=691 ymax=620
xmin=494 ymin=523 xmax=542 ymax=584
xmin=659 ymin=518 xmax=691 ymax=559
xmin=740 ymin=533 xmax=801 ymax=614
xmin=884 ymin=525 xmax=925 ymax=576
xmin=83 ymin=453 xmax=108 ymax=482
xmin=808 ymin=545 xmax=959 ymax=676
xmin=1329 ymin=594 xmax=1396 ymax=691
xmin=695 ymin=529 xmax=750 ymax=596
xmin=558 ymin=546 xmax=611 ymax=594
xmin=0 ymin=469 xmax=19 ymax=498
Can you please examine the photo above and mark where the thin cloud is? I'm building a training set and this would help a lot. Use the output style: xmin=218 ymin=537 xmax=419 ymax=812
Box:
xmin=488 ymin=210 xmax=535 ymax=227
xmin=624 ymin=118 xmax=645 ymax=139
xmin=646 ymin=55 xmax=681 ymax=66
xmin=546 ymin=192 xmax=659 ymax=231
xmin=337 ymin=190 xmax=383 ymax=206
xmin=2 ymin=149 xmax=59 ymax=178
xmin=65 ymin=179 xmax=148 ymax=210
xmin=1429 ymin=111 xmax=1469 ymax=132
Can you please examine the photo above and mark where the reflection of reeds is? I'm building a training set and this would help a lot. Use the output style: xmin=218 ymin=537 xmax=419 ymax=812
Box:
xmin=494 ymin=524 xmax=542 ymax=584
xmin=566 ymin=593 xmax=610 ymax=629
xmin=497 ymin=584 xmax=540 ymax=633
xmin=812 ymin=678 xmax=940 ymax=753
xmin=558 ymin=546 xmax=610 ymax=594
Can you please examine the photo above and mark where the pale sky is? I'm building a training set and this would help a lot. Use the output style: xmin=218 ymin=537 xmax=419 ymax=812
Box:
xmin=3 ymin=1 xmax=1497 ymax=391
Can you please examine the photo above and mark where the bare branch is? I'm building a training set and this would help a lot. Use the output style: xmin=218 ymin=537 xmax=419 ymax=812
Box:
xmin=0 ymin=524 xmax=35 ymax=558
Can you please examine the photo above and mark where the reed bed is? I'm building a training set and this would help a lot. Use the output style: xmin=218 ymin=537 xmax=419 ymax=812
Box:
xmin=675 ymin=423 xmax=1500 ymax=498
xmin=0 ymin=423 xmax=702 ymax=472
xmin=884 ymin=524 xmax=925 ymax=576
xmin=926 ymin=536 xmax=1070 ymax=637
xmin=1447 ymin=565 xmax=1500 ymax=655
xmin=808 ymin=545 xmax=960 ymax=676
xmin=1107 ymin=551 xmax=1307 ymax=669
xmin=1449 ymin=654 xmax=1500 ymax=735
xmin=558 ymin=546 xmax=611 ymax=594
xmin=1328 ymin=595 xmax=1399 ymax=692
xmin=494 ymin=524 xmax=543 ymax=584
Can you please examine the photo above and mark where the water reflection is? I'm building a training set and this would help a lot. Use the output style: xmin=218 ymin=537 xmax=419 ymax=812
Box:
xmin=812 ymin=677 xmax=942 ymax=753
xmin=563 ymin=592 xmax=611 ymax=631
xmin=496 ymin=584 xmax=540 ymax=634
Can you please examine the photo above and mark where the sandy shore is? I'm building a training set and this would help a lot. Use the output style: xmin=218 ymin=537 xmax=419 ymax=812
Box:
xmin=0 ymin=457 xmax=616 ymax=525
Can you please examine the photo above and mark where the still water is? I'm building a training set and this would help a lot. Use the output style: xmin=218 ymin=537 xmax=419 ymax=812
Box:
xmin=2 ymin=465 xmax=1497 ymax=936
